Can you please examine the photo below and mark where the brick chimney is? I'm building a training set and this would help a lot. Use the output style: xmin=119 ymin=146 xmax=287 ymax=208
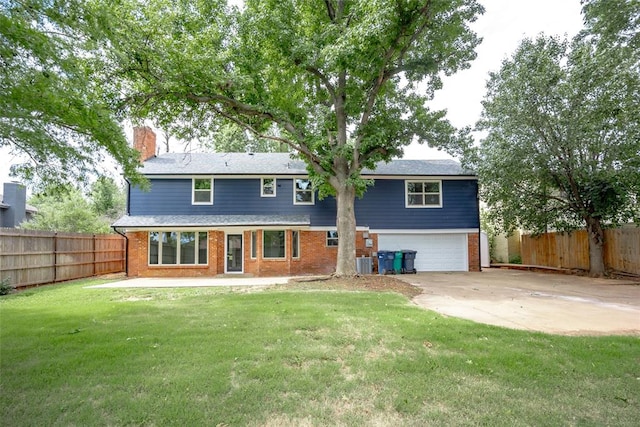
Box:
xmin=133 ymin=126 xmax=157 ymax=162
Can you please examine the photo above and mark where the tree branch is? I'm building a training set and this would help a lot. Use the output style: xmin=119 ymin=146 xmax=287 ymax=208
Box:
xmin=353 ymin=1 xmax=434 ymax=171
xmin=324 ymin=0 xmax=335 ymax=22
xmin=206 ymin=105 xmax=327 ymax=175
xmin=304 ymin=65 xmax=337 ymax=104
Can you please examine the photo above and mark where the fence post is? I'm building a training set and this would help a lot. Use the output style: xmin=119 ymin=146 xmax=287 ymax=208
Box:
xmin=53 ymin=232 xmax=58 ymax=283
xmin=93 ymin=234 xmax=96 ymax=277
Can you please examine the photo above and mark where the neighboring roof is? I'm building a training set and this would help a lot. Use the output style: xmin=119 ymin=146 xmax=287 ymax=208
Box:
xmin=0 ymin=194 xmax=38 ymax=212
xmin=113 ymin=214 xmax=311 ymax=228
xmin=138 ymin=152 xmax=473 ymax=176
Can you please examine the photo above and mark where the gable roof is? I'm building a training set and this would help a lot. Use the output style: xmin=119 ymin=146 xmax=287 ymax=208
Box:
xmin=138 ymin=152 xmax=474 ymax=177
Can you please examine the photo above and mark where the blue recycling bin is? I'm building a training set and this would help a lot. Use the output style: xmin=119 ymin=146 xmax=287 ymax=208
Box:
xmin=377 ymin=250 xmax=395 ymax=274
xmin=401 ymin=250 xmax=417 ymax=274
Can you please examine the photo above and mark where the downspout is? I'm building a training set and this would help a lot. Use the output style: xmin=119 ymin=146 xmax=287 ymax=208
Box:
xmin=475 ymin=178 xmax=482 ymax=272
xmin=113 ymin=226 xmax=129 ymax=277
xmin=114 ymin=177 xmax=131 ymax=276
xmin=125 ymin=178 xmax=131 ymax=215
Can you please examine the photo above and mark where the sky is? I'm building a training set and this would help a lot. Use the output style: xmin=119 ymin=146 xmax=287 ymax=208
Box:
xmin=403 ymin=0 xmax=584 ymax=159
xmin=0 ymin=0 xmax=585 ymax=186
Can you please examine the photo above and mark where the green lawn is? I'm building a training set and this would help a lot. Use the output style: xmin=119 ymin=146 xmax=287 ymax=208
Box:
xmin=1 ymin=279 xmax=638 ymax=426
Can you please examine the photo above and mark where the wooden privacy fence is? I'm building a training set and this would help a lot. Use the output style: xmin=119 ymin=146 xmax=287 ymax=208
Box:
xmin=0 ymin=228 xmax=125 ymax=288
xmin=521 ymin=226 xmax=640 ymax=275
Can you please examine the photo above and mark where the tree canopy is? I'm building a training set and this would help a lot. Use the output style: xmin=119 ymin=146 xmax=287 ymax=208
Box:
xmin=0 ymin=0 xmax=143 ymax=189
xmin=89 ymin=0 xmax=483 ymax=275
xmin=476 ymin=25 xmax=639 ymax=275
xmin=23 ymin=178 xmax=125 ymax=233
xmin=199 ymin=122 xmax=290 ymax=153
xmin=580 ymin=0 xmax=640 ymax=60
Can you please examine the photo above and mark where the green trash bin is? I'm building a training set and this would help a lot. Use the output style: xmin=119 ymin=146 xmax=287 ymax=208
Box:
xmin=393 ymin=251 xmax=403 ymax=274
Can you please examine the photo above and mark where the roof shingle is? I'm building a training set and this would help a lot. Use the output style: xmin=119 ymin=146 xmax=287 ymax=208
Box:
xmin=138 ymin=152 xmax=473 ymax=176
xmin=112 ymin=214 xmax=311 ymax=228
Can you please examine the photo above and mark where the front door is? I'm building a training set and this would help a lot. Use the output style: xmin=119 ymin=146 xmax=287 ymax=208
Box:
xmin=226 ymin=234 xmax=243 ymax=273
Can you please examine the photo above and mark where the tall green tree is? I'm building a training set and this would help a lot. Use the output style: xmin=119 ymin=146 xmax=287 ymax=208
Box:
xmin=476 ymin=35 xmax=640 ymax=276
xmin=580 ymin=0 xmax=640 ymax=60
xmin=23 ymin=186 xmax=113 ymax=234
xmin=90 ymin=176 xmax=126 ymax=222
xmin=0 ymin=0 xmax=143 ymax=189
xmin=95 ymin=0 xmax=483 ymax=276
xmin=200 ymin=122 xmax=290 ymax=153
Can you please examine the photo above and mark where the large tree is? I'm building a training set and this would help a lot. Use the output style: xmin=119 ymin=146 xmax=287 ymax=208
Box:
xmin=476 ymin=34 xmax=640 ymax=275
xmin=23 ymin=183 xmax=123 ymax=234
xmin=0 ymin=0 xmax=143 ymax=188
xmin=94 ymin=0 xmax=483 ymax=276
xmin=200 ymin=122 xmax=290 ymax=153
xmin=90 ymin=176 xmax=126 ymax=223
xmin=580 ymin=0 xmax=640 ymax=60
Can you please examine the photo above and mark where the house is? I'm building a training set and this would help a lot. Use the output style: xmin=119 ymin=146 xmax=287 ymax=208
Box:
xmin=113 ymin=127 xmax=480 ymax=277
xmin=0 ymin=182 xmax=37 ymax=228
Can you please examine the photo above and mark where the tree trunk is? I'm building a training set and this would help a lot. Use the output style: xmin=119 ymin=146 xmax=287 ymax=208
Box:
xmin=585 ymin=216 xmax=606 ymax=277
xmin=334 ymin=183 xmax=357 ymax=276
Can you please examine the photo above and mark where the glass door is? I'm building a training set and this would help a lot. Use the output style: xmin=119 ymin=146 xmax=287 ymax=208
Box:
xmin=226 ymin=234 xmax=243 ymax=272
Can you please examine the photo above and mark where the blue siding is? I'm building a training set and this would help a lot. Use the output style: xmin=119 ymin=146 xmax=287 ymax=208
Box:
xmin=129 ymin=178 xmax=478 ymax=229
xmin=130 ymin=178 xmax=336 ymax=225
xmin=355 ymin=180 xmax=479 ymax=229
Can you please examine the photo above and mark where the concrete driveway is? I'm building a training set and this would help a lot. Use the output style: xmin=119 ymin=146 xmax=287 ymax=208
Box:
xmin=398 ymin=269 xmax=640 ymax=336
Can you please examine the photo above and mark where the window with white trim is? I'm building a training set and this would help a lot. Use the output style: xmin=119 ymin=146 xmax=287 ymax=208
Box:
xmin=192 ymin=178 xmax=213 ymax=204
xmin=250 ymin=231 xmax=257 ymax=259
xmin=149 ymin=231 xmax=208 ymax=265
xmin=326 ymin=230 xmax=338 ymax=247
xmin=261 ymin=178 xmax=276 ymax=197
xmin=263 ymin=230 xmax=285 ymax=259
xmin=292 ymin=230 xmax=300 ymax=258
xmin=405 ymin=180 xmax=442 ymax=208
xmin=294 ymin=178 xmax=314 ymax=205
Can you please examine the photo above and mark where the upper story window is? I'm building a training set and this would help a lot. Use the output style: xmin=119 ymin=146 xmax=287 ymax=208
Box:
xmin=294 ymin=178 xmax=314 ymax=205
xmin=193 ymin=178 xmax=213 ymax=205
xmin=261 ymin=178 xmax=276 ymax=197
xmin=405 ymin=180 xmax=442 ymax=208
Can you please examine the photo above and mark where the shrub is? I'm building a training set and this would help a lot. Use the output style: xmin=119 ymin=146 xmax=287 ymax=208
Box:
xmin=0 ymin=278 xmax=14 ymax=296
xmin=509 ymin=255 xmax=522 ymax=264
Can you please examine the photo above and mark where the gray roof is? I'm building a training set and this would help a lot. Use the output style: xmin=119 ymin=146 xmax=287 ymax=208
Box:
xmin=113 ymin=214 xmax=310 ymax=228
xmin=0 ymin=194 xmax=38 ymax=212
xmin=138 ymin=152 xmax=473 ymax=176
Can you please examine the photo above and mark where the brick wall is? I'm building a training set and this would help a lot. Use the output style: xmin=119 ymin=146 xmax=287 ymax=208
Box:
xmin=126 ymin=229 xmax=379 ymax=277
xmin=126 ymin=231 xmax=220 ymax=277
xmin=244 ymin=230 xmax=354 ymax=276
xmin=467 ymin=232 xmax=480 ymax=272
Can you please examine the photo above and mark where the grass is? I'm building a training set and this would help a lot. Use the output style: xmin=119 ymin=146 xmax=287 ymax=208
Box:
xmin=1 ymin=278 xmax=639 ymax=426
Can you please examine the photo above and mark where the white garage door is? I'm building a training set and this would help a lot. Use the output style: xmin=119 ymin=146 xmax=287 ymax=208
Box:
xmin=378 ymin=233 xmax=468 ymax=271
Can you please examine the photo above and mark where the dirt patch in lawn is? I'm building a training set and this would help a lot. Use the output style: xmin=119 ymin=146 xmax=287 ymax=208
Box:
xmin=281 ymin=275 xmax=423 ymax=298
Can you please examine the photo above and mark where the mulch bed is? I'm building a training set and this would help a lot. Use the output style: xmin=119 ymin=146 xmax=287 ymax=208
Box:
xmin=284 ymin=274 xmax=423 ymax=298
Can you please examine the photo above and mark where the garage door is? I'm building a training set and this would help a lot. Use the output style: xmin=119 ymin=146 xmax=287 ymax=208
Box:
xmin=377 ymin=233 xmax=468 ymax=271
